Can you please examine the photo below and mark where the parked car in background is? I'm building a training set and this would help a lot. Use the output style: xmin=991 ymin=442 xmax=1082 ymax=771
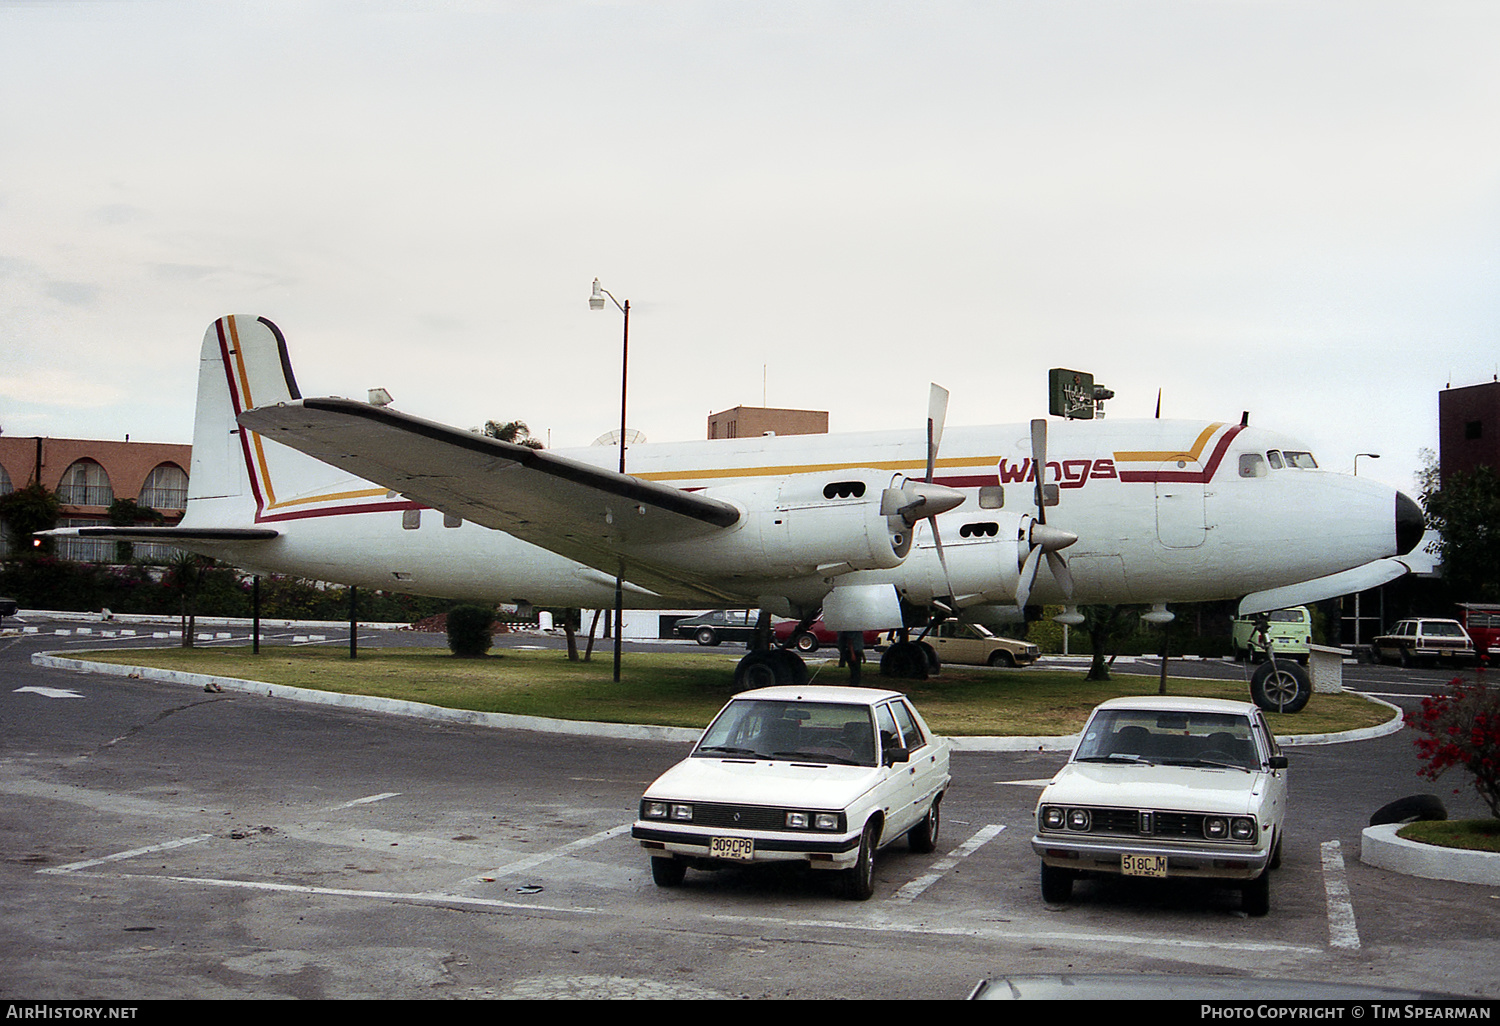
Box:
xmin=925 ymin=621 xmax=1039 ymax=667
xmin=1031 ymin=696 xmax=1288 ymax=916
xmin=0 ymin=597 xmax=17 ymax=619
xmin=1457 ymin=603 xmax=1500 ymax=660
xmin=772 ymin=619 xmax=882 ymax=653
xmin=632 ymin=685 xmax=951 ymax=900
xmin=1372 ymin=618 xmax=1477 ymax=667
xmin=672 ymin=609 xmax=759 ymax=647
xmin=1230 ymin=606 xmax=1312 ymax=664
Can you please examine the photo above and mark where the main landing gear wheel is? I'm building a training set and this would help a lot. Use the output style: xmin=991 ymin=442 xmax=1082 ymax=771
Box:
xmin=880 ymin=641 xmax=930 ymax=680
xmin=733 ymin=649 xmax=809 ymax=690
xmin=1249 ymin=660 xmax=1311 ymax=714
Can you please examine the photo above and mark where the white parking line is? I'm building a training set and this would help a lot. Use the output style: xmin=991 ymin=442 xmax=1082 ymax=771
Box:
xmin=41 ymin=834 xmax=214 ymax=875
xmin=465 ymin=822 xmax=634 ymax=885
xmin=1320 ymin=839 xmax=1361 ymax=949
xmin=333 ymin=792 xmax=402 ymax=808
xmin=892 ymin=823 xmax=1005 ymax=904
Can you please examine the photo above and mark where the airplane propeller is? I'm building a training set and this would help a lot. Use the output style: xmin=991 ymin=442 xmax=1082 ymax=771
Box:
xmin=1015 ymin=417 xmax=1078 ymax=608
xmin=880 ymin=385 xmax=963 ymax=609
xmin=923 ymin=384 xmax=956 ymax=606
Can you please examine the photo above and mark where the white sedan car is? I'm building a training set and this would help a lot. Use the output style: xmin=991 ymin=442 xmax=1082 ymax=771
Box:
xmin=1031 ymin=696 xmax=1288 ymax=916
xmin=631 ymin=685 xmax=951 ymax=900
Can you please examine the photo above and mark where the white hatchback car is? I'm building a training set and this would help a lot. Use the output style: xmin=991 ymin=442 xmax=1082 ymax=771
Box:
xmin=1031 ymin=696 xmax=1288 ymax=916
xmin=632 ymin=685 xmax=951 ymax=900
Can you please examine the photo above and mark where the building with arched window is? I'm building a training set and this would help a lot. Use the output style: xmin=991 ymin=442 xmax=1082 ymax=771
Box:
xmin=0 ymin=436 xmax=191 ymax=560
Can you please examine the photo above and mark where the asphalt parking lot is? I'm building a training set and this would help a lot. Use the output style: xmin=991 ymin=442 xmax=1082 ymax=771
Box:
xmin=1 ymin=614 xmax=1496 ymax=1000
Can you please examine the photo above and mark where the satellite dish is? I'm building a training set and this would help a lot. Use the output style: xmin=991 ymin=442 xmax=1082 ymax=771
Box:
xmin=591 ymin=428 xmax=647 ymax=446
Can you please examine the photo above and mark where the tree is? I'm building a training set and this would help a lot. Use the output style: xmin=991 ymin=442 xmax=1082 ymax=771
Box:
xmin=106 ymin=498 xmax=164 ymax=563
xmin=1079 ymin=605 xmax=1141 ymax=681
xmin=482 ymin=420 xmax=544 ymax=450
xmin=0 ymin=483 xmax=61 ymax=556
xmin=1421 ymin=463 xmax=1500 ymax=602
xmin=446 ymin=605 xmax=497 ymax=658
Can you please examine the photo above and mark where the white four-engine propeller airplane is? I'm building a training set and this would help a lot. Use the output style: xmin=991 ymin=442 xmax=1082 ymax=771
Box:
xmin=50 ymin=315 xmax=1425 ymax=688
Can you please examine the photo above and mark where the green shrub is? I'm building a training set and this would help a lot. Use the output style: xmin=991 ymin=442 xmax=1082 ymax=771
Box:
xmin=446 ymin=604 xmax=497 ymax=658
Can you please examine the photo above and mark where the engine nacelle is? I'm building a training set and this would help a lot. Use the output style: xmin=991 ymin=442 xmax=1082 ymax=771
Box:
xmin=627 ymin=469 xmax=912 ymax=579
xmin=889 ymin=511 xmax=1029 ymax=606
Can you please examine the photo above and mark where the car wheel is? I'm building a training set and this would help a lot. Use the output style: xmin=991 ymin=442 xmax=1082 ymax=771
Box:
xmin=650 ymin=856 xmax=686 ymax=887
xmin=987 ymin=650 xmax=1016 ymax=668
xmin=1249 ymin=660 xmax=1311 ymax=714
xmin=841 ymin=821 xmax=878 ymax=900
xmin=794 ymin=632 xmax=818 ymax=653
xmin=695 ymin=627 xmax=719 ymax=647
xmin=1269 ymin=831 xmax=1283 ymax=870
xmin=1040 ymin=863 xmax=1074 ymax=904
xmin=907 ymin=794 xmax=941 ymax=853
xmin=1242 ymin=868 xmax=1270 ymax=917
xmin=1399 ymin=646 xmax=1413 ymax=668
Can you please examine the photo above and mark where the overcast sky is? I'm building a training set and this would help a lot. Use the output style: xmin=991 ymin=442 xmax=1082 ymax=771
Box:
xmin=3 ymin=0 xmax=1497 ymax=496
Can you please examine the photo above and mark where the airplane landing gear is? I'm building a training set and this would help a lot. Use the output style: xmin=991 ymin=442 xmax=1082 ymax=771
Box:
xmin=733 ymin=649 xmax=809 ymax=689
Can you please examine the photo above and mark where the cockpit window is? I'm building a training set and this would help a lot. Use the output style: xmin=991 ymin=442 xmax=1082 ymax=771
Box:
xmin=1266 ymin=450 xmax=1284 ymax=470
xmin=1282 ymin=451 xmax=1318 ymax=469
xmin=1238 ymin=453 xmax=1267 ymax=478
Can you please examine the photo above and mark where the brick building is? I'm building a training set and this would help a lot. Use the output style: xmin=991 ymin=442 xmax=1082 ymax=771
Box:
xmin=1438 ymin=378 xmax=1500 ymax=483
xmin=0 ymin=435 xmax=191 ymax=560
xmin=707 ymin=405 xmax=828 ymax=440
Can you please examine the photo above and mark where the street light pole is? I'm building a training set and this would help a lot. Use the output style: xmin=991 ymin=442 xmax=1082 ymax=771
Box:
xmin=591 ymin=278 xmax=630 ymax=683
xmin=1352 ymin=453 xmax=1380 ymax=645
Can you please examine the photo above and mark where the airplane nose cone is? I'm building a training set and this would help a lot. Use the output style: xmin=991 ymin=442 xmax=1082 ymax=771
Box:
xmin=1395 ymin=491 xmax=1424 ymax=555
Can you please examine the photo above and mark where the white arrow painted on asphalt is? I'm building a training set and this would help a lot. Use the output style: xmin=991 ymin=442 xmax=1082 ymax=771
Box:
xmin=13 ymin=686 xmax=85 ymax=699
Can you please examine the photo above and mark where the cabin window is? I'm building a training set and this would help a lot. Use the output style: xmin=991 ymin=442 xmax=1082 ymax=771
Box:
xmin=1238 ymin=453 xmax=1267 ymax=478
xmin=978 ymin=485 xmax=1004 ymax=509
xmin=402 ymin=508 xmax=421 ymax=530
xmin=444 ymin=513 xmax=462 ymax=528
xmin=822 ymin=481 xmax=867 ymax=500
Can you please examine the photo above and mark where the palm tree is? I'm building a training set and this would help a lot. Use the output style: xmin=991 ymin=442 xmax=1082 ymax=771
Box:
xmin=482 ymin=420 xmax=544 ymax=450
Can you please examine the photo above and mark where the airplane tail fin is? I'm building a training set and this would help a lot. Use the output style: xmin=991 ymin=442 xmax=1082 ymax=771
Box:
xmin=179 ymin=316 xmax=299 ymax=526
xmin=182 ymin=315 xmax=405 ymax=528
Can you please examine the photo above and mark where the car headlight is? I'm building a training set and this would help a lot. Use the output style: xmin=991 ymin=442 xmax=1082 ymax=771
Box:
xmin=1041 ymin=806 xmax=1066 ymax=830
xmin=1203 ymin=816 xmax=1228 ymax=839
xmin=785 ymin=810 xmax=843 ymax=831
xmin=1067 ymin=808 xmax=1091 ymax=831
xmin=642 ymin=801 xmax=693 ymax=821
xmin=1230 ymin=817 xmax=1257 ymax=841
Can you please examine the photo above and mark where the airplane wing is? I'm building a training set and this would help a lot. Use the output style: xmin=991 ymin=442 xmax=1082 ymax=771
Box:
xmin=238 ymin=397 xmax=747 ymax=602
xmin=1237 ymin=557 xmax=1413 ymax=617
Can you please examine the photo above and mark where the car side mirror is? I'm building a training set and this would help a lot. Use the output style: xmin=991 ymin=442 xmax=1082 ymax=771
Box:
xmin=883 ymin=747 xmax=910 ymax=767
xmin=1267 ymin=755 xmax=1288 ymax=770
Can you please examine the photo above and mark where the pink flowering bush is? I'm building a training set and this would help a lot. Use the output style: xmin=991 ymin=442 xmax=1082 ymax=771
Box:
xmin=1406 ymin=677 xmax=1500 ymax=820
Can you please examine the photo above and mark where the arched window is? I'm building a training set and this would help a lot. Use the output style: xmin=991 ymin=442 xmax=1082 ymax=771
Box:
xmin=139 ymin=463 xmax=188 ymax=510
xmin=56 ymin=459 xmax=113 ymax=507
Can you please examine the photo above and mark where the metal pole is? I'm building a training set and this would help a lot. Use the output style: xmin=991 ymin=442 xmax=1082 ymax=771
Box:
xmin=252 ymin=575 xmax=261 ymax=655
xmin=614 ymin=299 xmax=629 ymax=684
xmin=349 ymin=585 xmax=358 ymax=660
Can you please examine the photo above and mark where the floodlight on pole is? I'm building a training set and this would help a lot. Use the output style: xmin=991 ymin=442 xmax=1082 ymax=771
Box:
xmin=590 ymin=277 xmax=631 ymax=682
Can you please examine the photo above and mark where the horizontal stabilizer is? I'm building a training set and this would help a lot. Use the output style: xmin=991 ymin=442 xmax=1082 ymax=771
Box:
xmin=38 ymin=526 xmax=280 ymax=542
xmin=1237 ymin=557 xmax=1412 ymax=617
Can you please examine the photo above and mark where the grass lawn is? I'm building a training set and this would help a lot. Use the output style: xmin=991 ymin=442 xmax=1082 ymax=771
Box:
xmin=1398 ymin=818 xmax=1500 ymax=853
xmin=82 ymin=645 xmax=1394 ymax=738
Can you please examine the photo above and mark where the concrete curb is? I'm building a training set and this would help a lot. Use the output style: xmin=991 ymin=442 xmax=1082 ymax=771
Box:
xmin=1360 ymin=823 xmax=1500 ymax=885
xmin=32 ymin=651 xmax=1405 ymax=752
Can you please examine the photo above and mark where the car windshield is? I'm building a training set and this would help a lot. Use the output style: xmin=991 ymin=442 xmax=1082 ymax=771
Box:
xmin=1074 ymin=709 xmax=1260 ymax=771
xmin=694 ymin=700 xmax=877 ymax=766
